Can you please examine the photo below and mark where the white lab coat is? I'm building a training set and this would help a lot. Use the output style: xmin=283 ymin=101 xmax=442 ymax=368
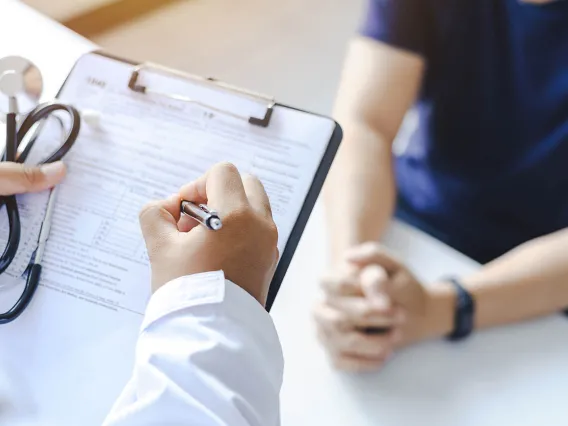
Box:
xmin=102 ymin=271 xmax=284 ymax=426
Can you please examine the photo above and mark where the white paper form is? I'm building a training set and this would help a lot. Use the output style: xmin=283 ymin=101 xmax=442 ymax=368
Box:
xmin=0 ymin=53 xmax=336 ymax=425
xmin=0 ymin=53 xmax=336 ymax=317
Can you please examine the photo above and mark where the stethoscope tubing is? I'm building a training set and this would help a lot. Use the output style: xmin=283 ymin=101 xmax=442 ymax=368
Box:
xmin=0 ymin=101 xmax=80 ymax=324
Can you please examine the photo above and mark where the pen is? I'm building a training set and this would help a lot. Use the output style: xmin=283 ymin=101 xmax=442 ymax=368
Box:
xmin=181 ymin=200 xmax=223 ymax=231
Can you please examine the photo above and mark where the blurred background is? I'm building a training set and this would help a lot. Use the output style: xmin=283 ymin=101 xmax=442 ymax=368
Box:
xmin=22 ymin=0 xmax=365 ymax=115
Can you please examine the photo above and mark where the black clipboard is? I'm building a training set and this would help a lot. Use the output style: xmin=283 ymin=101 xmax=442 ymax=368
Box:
xmin=60 ymin=50 xmax=342 ymax=312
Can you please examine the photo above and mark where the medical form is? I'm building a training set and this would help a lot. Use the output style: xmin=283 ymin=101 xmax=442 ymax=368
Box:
xmin=0 ymin=52 xmax=338 ymax=316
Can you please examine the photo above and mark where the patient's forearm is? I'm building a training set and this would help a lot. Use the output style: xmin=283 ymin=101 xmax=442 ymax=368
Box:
xmin=324 ymin=120 xmax=395 ymax=262
xmin=429 ymin=229 xmax=568 ymax=339
xmin=463 ymin=229 xmax=568 ymax=328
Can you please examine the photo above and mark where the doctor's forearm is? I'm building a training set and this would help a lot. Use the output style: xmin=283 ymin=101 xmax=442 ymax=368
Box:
xmin=324 ymin=120 xmax=396 ymax=262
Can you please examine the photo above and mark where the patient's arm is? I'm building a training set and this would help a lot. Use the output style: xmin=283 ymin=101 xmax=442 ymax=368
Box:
xmin=408 ymin=228 xmax=568 ymax=344
xmin=324 ymin=36 xmax=424 ymax=261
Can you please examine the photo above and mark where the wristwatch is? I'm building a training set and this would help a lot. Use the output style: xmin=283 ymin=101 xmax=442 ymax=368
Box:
xmin=446 ymin=278 xmax=475 ymax=341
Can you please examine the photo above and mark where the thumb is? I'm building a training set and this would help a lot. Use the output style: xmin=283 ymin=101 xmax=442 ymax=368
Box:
xmin=139 ymin=194 xmax=181 ymax=247
xmin=359 ymin=264 xmax=391 ymax=310
xmin=345 ymin=242 xmax=401 ymax=274
xmin=0 ymin=162 xmax=66 ymax=196
xmin=388 ymin=272 xmax=428 ymax=316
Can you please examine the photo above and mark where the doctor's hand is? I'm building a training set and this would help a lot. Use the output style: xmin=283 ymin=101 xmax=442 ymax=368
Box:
xmin=0 ymin=161 xmax=66 ymax=196
xmin=139 ymin=162 xmax=279 ymax=306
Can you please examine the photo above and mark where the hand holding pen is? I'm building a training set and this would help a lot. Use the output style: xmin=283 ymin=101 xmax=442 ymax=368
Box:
xmin=139 ymin=163 xmax=279 ymax=305
xmin=180 ymin=201 xmax=223 ymax=231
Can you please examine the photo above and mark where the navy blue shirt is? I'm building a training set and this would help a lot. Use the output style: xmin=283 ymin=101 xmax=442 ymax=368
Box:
xmin=361 ymin=0 xmax=568 ymax=263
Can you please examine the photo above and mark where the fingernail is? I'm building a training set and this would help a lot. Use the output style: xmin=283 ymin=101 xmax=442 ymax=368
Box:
xmin=41 ymin=162 xmax=66 ymax=178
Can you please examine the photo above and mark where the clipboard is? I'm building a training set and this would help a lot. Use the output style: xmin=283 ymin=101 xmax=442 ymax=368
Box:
xmin=58 ymin=50 xmax=342 ymax=311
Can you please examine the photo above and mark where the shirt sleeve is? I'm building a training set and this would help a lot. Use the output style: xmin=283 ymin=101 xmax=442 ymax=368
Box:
xmin=360 ymin=0 xmax=433 ymax=57
xmin=101 ymin=271 xmax=283 ymax=426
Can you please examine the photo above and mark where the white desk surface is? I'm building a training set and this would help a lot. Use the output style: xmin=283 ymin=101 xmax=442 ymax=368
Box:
xmin=1 ymin=2 xmax=567 ymax=425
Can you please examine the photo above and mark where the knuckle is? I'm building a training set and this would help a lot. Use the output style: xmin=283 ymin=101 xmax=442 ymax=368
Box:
xmin=271 ymin=246 xmax=280 ymax=269
xmin=360 ymin=241 xmax=381 ymax=253
xmin=138 ymin=202 xmax=159 ymax=223
xmin=216 ymin=161 xmax=239 ymax=174
xmin=242 ymin=173 xmax=260 ymax=184
xmin=360 ymin=304 xmax=377 ymax=321
xmin=346 ymin=333 xmax=361 ymax=348
xmin=223 ymin=204 xmax=251 ymax=226
xmin=319 ymin=273 xmax=337 ymax=291
xmin=332 ymin=356 xmax=356 ymax=371
xmin=331 ymin=314 xmax=348 ymax=331
xmin=365 ymin=338 xmax=387 ymax=356
xmin=22 ymin=166 xmax=40 ymax=187
xmin=313 ymin=303 xmax=342 ymax=330
xmin=265 ymin=221 xmax=279 ymax=247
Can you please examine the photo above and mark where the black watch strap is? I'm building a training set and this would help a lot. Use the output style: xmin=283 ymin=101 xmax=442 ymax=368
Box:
xmin=446 ymin=278 xmax=475 ymax=341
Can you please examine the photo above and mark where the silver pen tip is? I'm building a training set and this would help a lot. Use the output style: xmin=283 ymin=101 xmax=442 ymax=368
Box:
xmin=210 ymin=218 xmax=223 ymax=231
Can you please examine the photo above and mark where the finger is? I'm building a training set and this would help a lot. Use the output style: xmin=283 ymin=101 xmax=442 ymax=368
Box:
xmin=139 ymin=194 xmax=181 ymax=243
xmin=316 ymin=326 xmax=391 ymax=361
xmin=313 ymin=302 xmax=352 ymax=333
xmin=179 ymin=162 xmax=247 ymax=213
xmin=331 ymin=354 xmax=389 ymax=373
xmin=324 ymin=296 xmax=402 ymax=328
xmin=178 ymin=213 xmax=198 ymax=233
xmin=359 ymin=264 xmax=391 ymax=308
xmin=333 ymin=330 xmax=395 ymax=358
xmin=179 ymin=173 xmax=208 ymax=205
xmin=358 ymin=323 xmax=404 ymax=339
xmin=345 ymin=243 xmax=401 ymax=273
xmin=242 ymin=174 xmax=272 ymax=218
xmin=320 ymin=267 xmax=362 ymax=297
xmin=0 ymin=162 xmax=66 ymax=196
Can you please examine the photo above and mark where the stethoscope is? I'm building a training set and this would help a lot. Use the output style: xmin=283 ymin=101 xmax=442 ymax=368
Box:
xmin=0 ymin=56 xmax=81 ymax=325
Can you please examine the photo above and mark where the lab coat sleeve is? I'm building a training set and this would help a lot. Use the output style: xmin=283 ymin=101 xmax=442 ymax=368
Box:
xmin=101 ymin=271 xmax=284 ymax=426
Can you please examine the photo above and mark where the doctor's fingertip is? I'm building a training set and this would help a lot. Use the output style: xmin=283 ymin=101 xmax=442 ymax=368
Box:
xmin=41 ymin=161 xmax=66 ymax=178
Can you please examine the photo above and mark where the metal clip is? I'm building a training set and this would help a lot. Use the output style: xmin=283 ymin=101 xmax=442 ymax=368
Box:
xmin=128 ymin=62 xmax=275 ymax=127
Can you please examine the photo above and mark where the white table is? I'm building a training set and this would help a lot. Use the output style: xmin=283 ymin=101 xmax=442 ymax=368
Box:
xmin=1 ymin=2 xmax=567 ymax=425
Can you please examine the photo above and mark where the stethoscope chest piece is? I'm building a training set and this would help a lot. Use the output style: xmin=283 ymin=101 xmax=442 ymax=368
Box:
xmin=0 ymin=56 xmax=43 ymax=117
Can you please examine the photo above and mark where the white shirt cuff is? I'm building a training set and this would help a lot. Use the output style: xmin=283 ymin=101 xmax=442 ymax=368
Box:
xmin=142 ymin=271 xmax=282 ymax=361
